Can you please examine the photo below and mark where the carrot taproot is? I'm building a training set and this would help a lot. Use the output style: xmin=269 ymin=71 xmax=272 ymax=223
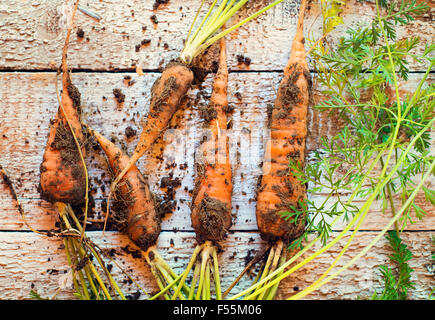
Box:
xmin=172 ymin=36 xmax=232 ymax=300
xmin=191 ymin=37 xmax=232 ymax=244
xmin=39 ymin=1 xmax=86 ymax=206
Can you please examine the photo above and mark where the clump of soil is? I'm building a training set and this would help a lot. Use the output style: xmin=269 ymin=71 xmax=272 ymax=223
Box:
xmin=154 ymin=172 xmax=181 ymax=218
xmin=195 ymin=195 xmax=229 ymax=242
xmin=125 ymin=126 xmax=137 ymax=139
xmin=236 ymin=54 xmax=251 ymax=67
xmin=76 ymin=28 xmax=85 ymax=39
xmin=191 ymin=41 xmax=220 ymax=85
xmin=153 ymin=0 xmax=170 ymax=10
xmin=198 ymin=103 xmax=217 ymax=123
xmin=113 ymin=88 xmax=125 ymax=104
xmin=66 ymin=81 xmax=81 ymax=112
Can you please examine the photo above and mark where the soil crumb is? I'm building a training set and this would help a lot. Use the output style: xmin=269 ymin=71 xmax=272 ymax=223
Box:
xmin=153 ymin=0 xmax=170 ymax=10
xmin=76 ymin=28 xmax=85 ymax=39
xmin=113 ymin=88 xmax=125 ymax=104
xmin=237 ymin=54 xmax=251 ymax=67
xmin=150 ymin=15 xmax=158 ymax=25
xmin=125 ymin=126 xmax=137 ymax=139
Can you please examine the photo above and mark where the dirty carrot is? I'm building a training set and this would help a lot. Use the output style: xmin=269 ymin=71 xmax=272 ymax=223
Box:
xmin=86 ymin=125 xmax=190 ymax=299
xmin=226 ymin=0 xmax=311 ymax=300
xmin=105 ymin=0 xmax=286 ymax=230
xmin=39 ymin=1 xmax=86 ymax=207
xmin=172 ymin=35 xmax=231 ymax=301
xmin=32 ymin=1 xmax=128 ymax=300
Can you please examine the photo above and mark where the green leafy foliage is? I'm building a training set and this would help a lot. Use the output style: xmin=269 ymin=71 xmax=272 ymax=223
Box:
xmin=320 ymin=0 xmax=346 ymax=34
xmin=371 ymin=231 xmax=415 ymax=300
xmin=282 ymin=0 xmax=434 ymax=246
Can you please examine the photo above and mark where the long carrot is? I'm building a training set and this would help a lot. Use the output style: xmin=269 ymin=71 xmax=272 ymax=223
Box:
xmin=39 ymin=1 xmax=86 ymax=206
xmin=86 ymin=125 xmax=190 ymax=299
xmin=225 ymin=0 xmax=311 ymax=300
xmin=172 ymin=36 xmax=231 ymax=301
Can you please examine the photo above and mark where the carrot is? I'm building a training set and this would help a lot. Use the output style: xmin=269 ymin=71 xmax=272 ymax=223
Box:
xmin=86 ymin=125 xmax=191 ymax=299
xmin=255 ymin=0 xmax=310 ymax=244
xmin=103 ymin=62 xmax=194 ymax=228
xmin=172 ymin=36 xmax=231 ymax=300
xmin=225 ymin=0 xmax=311 ymax=300
xmin=39 ymin=1 xmax=86 ymax=206
xmin=191 ymin=37 xmax=232 ymax=244
xmin=88 ymin=126 xmax=161 ymax=250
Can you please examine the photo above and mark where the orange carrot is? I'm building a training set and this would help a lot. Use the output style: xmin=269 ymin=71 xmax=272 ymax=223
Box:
xmin=191 ymin=37 xmax=232 ymax=243
xmin=39 ymin=1 xmax=86 ymax=206
xmin=256 ymin=0 xmax=310 ymax=243
xmin=172 ymin=36 xmax=231 ymax=300
xmin=87 ymin=126 xmax=161 ymax=251
xmin=224 ymin=0 xmax=311 ymax=300
xmin=106 ymin=63 xmax=194 ymax=218
xmin=88 ymin=126 xmax=193 ymax=299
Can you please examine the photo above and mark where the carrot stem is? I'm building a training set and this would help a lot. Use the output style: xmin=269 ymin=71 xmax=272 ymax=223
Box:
xmin=212 ymin=247 xmax=222 ymax=300
xmin=171 ymin=244 xmax=204 ymax=300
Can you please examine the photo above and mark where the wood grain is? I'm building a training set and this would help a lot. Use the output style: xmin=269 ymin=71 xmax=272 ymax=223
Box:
xmin=0 ymin=0 xmax=433 ymax=71
xmin=0 ymin=231 xmax=433 ymax=300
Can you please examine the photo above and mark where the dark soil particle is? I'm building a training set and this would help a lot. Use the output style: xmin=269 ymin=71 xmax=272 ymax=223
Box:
xmin=136 ymin=39 xmax=151 ymax=52
xmin=125 ymin=126 xmax=137 ymax=139
xmin=150 ymin=15 xmax=158 ymax=25
xmin=236 ymin=55 xmax=251 ymax=66
xmin=121 ymin=245 xmax=142 ymax=259
xmin=153 ymin=0 xmax=170 ymax=10
xmin=126 ymin=290 xmax=141 ymax=300
xmin=76 ymin=28 xmax=85 ymax=39
xmin=198 ymin=103 xmax=217 ymax=123
xmin=113 ymin=88 xmax=125 ymax=104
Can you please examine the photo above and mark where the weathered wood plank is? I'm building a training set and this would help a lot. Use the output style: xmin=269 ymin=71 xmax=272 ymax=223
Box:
xmin=0 ymin=71 xmax=433 ymax=232
xmin=0 ymin=230 xmax=433 ymax=300
xmin=0 ymin=0 xmax=433 ymax=71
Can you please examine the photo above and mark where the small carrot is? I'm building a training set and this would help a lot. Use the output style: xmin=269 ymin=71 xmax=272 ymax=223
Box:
xmin=104 ymin=62 xmax=194 ymax=227
xmin=172 ymin=36 xmax=232 ymax=300
xmin=87 ymin=126 xmax=161 ymax=251
xmin=39 ymin=1 xmax=86 ymax=206
xmin=86 ymin=126 xmax=191 ymax=299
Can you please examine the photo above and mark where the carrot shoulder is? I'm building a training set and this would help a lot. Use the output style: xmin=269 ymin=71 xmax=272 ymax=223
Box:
xmin=255 ymin=0 xmax=311 ymax=242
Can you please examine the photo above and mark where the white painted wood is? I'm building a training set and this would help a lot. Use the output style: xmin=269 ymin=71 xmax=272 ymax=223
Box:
xmin=0 ymin=231 xmax=433 ymax=300
xmin=0 ymin=0 xmax=432 ymax=71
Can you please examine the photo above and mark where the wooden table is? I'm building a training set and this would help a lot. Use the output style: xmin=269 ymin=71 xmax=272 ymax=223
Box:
xmin=0 ymin=0 xmax=434 ymax=300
